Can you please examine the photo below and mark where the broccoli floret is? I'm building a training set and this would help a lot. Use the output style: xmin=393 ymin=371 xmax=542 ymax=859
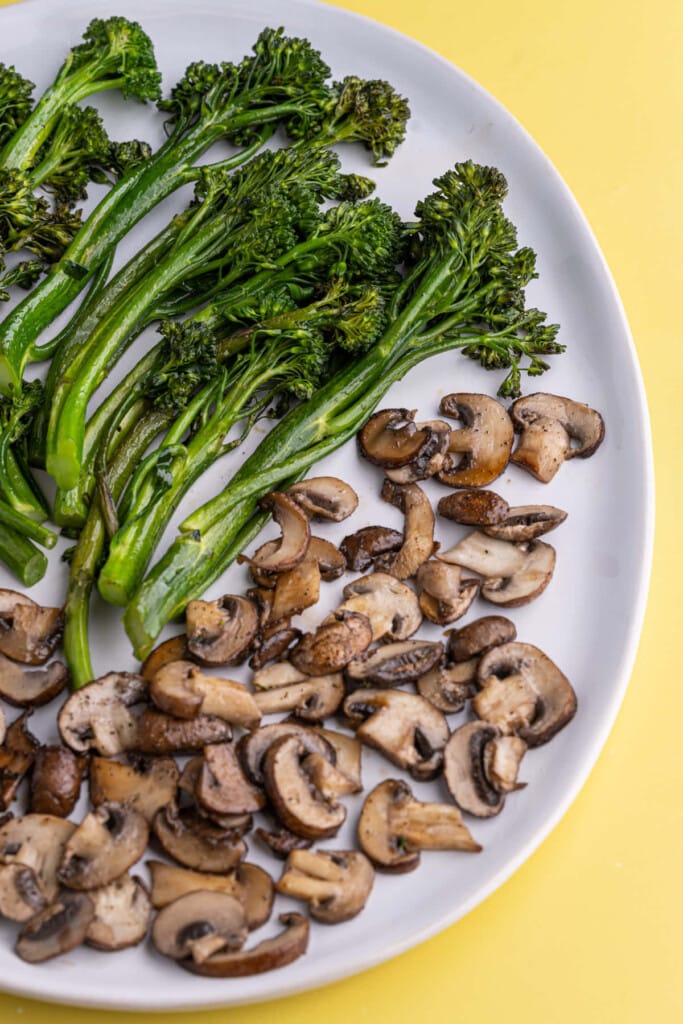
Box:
xmin=31 ymin=105 xmax=113 ymax=202
xmin=317 ymin=76 xmax=410 ymax=164
xmin=0 ymin=64 xmax=34 ymax=150
xmin=67 ymin=16 xmax=162 ymax=103
xmin=0 ymin=258 xmax=43 ymax=302
xmin=145 ymin=320 xmax=219 ymax=411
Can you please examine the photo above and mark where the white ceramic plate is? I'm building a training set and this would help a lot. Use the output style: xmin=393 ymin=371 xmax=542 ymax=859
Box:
xmin=0 ymin=0 xmax=653 ymax=1011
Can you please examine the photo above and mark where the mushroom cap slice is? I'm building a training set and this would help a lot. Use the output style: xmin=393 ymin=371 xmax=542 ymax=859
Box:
xmin=256 ymin=825 xmax=313 ymax=859
xmin=197 ymin=743 xmax=266 ymax=817
xmin=86 ymin=873 xmax=152 ymax=951
xmin=269 ymin=558 xmax=321 ymax=623
xmin=417 ymin=658 xmax=479 ymax=713
xmin=438 ymin=489 xmax=510 ymax=526
xmin=147 ymin=861 xmax=274 ymax=930
xmin=509 ymin=393 xmax=605 ymax=482
xmin=286 ymin=477 xmax=359 ymax=522
xmin=339 ymin=526 xmax=403 ymax=573
xmin=346 ymin=640 xmax=444 ymax=687
xmin=152 ymin=802 xmax=247 ymax=872
xmin=290 ymin=612 xmax=372 ymax=675
xmin=0 ymin=814 xmax=76 ymax=921
xmin=300 ymin=751 xmax=361 ymax=798
xmin=150 ymin=660 xmax=261 ymax=729
xmin=358 ymin=408 xmax=428 ymax=467
xmin=89 ymin=755 xmax=179 ymax=823
xmin=0 ymin=654 xmax=68 ymax=707
xmin=375 ymin=479 xmax=435 ymax=580
xmin=338 ymin=573 xmax=422 ymax=642
xmin=0 ymin=707 xmax=4 ymax=747
xmin=447 ymin=615 xmax=517 ymax=662
xmin=482 ymin=504 xmax=568 ymax=541
xmin=358 ymin=780 xmax=420 ymax=872
xmin=384 ymin=421 xmax=451 ymax=483
xmin=277 ymin=849 xmax=374 ymax=924
xmin=252 ymin=661 xmax=307 ymax=690
xmin=58 ymin=672 xmax=147 ymax=756
xmin=152 ymin=891 xmax=247 ymax=964
xmin=0 ymin=711 xmax=39 ymax=809
xmin=15 ymin=892 xmax=94 ymax=963
xmin=250 ymin=627 xmax=302 ymax=670
xmin=186 ymin=595 xmax=259 ymax=666
xmin=484 ymin=735 xmax=527 ymax=793
xmin=238 ymin=723 xmax=335 ymax=786
xmin=29 ymin=746 xmax=85 ymax=818
xmin=437 ymin=393 xmax=514 ymax=487
xmin=263 ymin=736 xmax=346 ymax=839
xmin=475 ymin=642 xmax=577 ymax=746
xmin=438 ymin=532 xmax=556 ymax=607
xmin=134 ymin=709 xmax=232 ymax=754
xmin=309 ymin=726 xmax=362 ymax=789
xmin=443 ymin=721 xmax=507 ymax=817
xmin=243 ymin=492 xmax=311 ymax=573
xmin=0 ymin=591 xmax=63 ymax=665
xmin=141 ymin=634 xmax=192 ymax=680
xmin=182 ymin=912 xmax=309 ymax=978
xmin=416 ymin=561 xmax=480 ymax=625
xmin=343 ymin=690 xmax=449 ymax=781
xmin=58 ymin=802 xmax=149 ymax=890
xmin=252 ymin=674 xmax=345 ymax=722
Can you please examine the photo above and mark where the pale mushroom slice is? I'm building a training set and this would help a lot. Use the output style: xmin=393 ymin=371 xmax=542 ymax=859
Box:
xmin=286 ymin=478 xmax=359 ymax=522
xmin=89 ymin=755 xmax=179 ymax=822
xmin=0 ymin=653 xmax=68 ymax=707
xmin=290 ymin=612 xmax=372 ymax=675
xmin=252 ymin=674 xmax=345 ymax=722
xmin=416 ymin=561 xmax=479 ymax=625
xmin=308 ymin=727 xmax=362 ymax=789
xmin=185 ymin=595 xmax=259 ymax=666
xmin=346 ymin=639 xmax=444 ymax=687
xmin=150 ymin=660 xmax=261 ymax=729
xmin=196 ymin=743 xmax=266 ymax=817
xmin=245 ymin=492 xmax=311 ymax=573
xmin=509 ymin=393 xmax=605 ymax=483
xmin=152 ymin=802 xmax=247 ymax=873
xmin=16 ymin=892 xmax=94 ymax=963
xmin=443 ymin=721 xmax=525 ymax=818
xmin=0 ymin=590 xmax=63 ymax=665
xmin=147 ymin=861 xmax=274 ymax=930
xmin=30 ymin=746 xmax=85 ymax=817
xmin=58 ymin=671 xmax=147 ymax=756
xmin=343 ymin=690 xmax=449 ymax=781
xmin=252 ymin=661 xmax=308 ymax=691
xmin=338 ymin=573 xmax=422 ymax=642
xmin=0 ymin=707 xmax=5 ymax=747
xmin=58 ymin=802 xmax=149 ymax=891
xmin=384 ymin=421 xmax=451 ymax=483
xmin=339 ymin=526 xmax=404 ymax=573
xmin=181 ymin=912 xmax=309 ymax=978
xmin=300 ymin=751 xmax=361 ymax=799
xmin=375 ymin=479 xmax=435 ymax=580
xmin=438 ymin=489 xmax=510 ymax=526
xmin=277 ymin=849 xmax=374 ymax=923
xmin=438 ymin=532 xmax=556 ymax=607
xmin=484 ymin=735 xmax=527 ymax=794
xmin=0 ymin=711 xmax=39 ymax=809
xmin=474 ymin=642 xmax=577 ymax=746
xmin=152 ymin=891 xmax=248 ymax=965
xmin=447 ymin=615 xmax=517 ymax=662
xmin=482 ymin=504 xmax=568 ymax=541
xmin=0 ymin=814 xmax=76 ymax=921
xmin=437 ymin=393 xmax=514 ymax=487
xmin=238 ymin=722 xmax=335 ymax=787
xmin=417 ymin=658 xmax=479 ymax=714
xmin=263 ymin=736 xmax=347 ymax=839
xmin=135 ymin=709 xmax=232 ymax=754
xmin=86 ymin=873 xmax=152 ymax=951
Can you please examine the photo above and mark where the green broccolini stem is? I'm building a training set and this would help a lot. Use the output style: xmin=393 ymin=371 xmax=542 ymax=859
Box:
xmin=0 ymin=522 xmax=47 ymax=586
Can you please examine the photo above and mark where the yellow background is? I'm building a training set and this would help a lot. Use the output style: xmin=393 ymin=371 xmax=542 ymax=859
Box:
xmin=0 ymin=0 xmax=681 ymax=1020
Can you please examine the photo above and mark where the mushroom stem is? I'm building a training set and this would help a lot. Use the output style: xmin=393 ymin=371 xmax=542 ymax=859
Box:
xmin=276 ymin=874 xmax=340 ymax=902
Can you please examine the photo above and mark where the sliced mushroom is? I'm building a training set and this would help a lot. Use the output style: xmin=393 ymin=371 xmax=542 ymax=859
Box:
xmin=30 ymin=746 xmax=85 ymax=817
xmin=338 ymin=573 xmax=422 ymax=641
xmin=152 ymin=891 xmax=247 ymax=964
xmin=0 ymin=654 xmax=68 ymax=707
xmin=0 ymin=707 xmax=5 ymax=747
xmin=474 ymin=642 xmax=577 ymax=746
xmin=0 ymin=814 xmax=76 ymax=921
xmin=150 ymin=660 xmax=260 ymax=729
xmin=182 ymin=912 xmax=308 ymax=978
xmin=141 ymin=635 xmax=192 ymax=680
xmin=358 ymin=408 xmax=429 ymax=467
xmin=443 ymin=721 xmax=508 ymax=817
xmin=308 ymin=727 xmax=362 ymax=790
xmin=0 ymin=711 xmax=39 ymax=810
xmin=277 ymin=849 xmax=374 ymax=923
xmin=438 ymin=489 xmax=509 ymax=526
xmin=447 ymin=615 xmax=517 ymax=662
xmin=269 ymin=558 xmax=321 ymax=623
xmin=185 ymin=595 xmax=259 ymax=666
xmin=238 ymin=723 xmax=335 ymax=787
xmin=256 ymin=825 xmax=313 ymax=859
xmin=375 ymin=478 xmax=435 ymax=580
xmin=197 ymin=743 xmax=265 ymax=817
xmin=509 ymin=393 xmax=605 ymax=482
xmin=484 ymin=735 xmax=527 ymax=793
xmin=343 ymin=690 xmax=449 ymax=781
xmin=58 ymin=672 xmax=147 ymax=756
xmin=438 ymin=532 xmax=556 ymax=607
xmin=290 ymin=612 xmax=372 ymax=675
xmin=482 ymin=504 xmax=568 ymax=541
xmin=135 ymin=709 xmax=232 ymax=754
xmin=152 ymin=802 xmax=247 ymax=872
xmin=58 ymin=802 xmax=149 ymax=891
xmin=250 ymin=627 xmax=302 ymax=670
xmin=346 ymin=639 xmax=444 ymax=687
xmin=89 ymin=755 xmax=179 ymax=822
xmin=244 ymin=492 xmax=311 ymax=574
xmin=147 ymin=861 xmax=273 ymax=930
xmin=0 ymin=591 xmax=63 ymax=665
xmin=300 ymin=751 xmax=361 ymax=798
xmin=339 ymin=526 xmax=404 ymax=573
xmin=252 ymin=661 xmax=307 ymax=691
xmin=417 ymin=658 xmax=479 ymax=713
xmin=437 ymin=393 xmax=514 ymax=487
xmin=416 ymin=561 xmax=480 ymax=625
xmin=263 ymin=736 xmax=346 ymax=839
xmin=286 ymin=477 xmax=359 ymax=521
xmin=252 ymin=674 xmax=345 ymax=722
xmin=16 ymin=892 xmax=94 ymax=963
xmin=86 ymin=873 xmax=152 ymax=951
xmin=384 ymin=421 xmax=451 ymax=483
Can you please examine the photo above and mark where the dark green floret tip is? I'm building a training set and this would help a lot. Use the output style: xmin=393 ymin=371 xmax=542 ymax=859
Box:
xmin=145 ymin=320 xmax=220 ymax=411
xmin=0 ymin=64 xmax=35 ymax=148
xmin=70 ymin=16 xmax=162 ymax=102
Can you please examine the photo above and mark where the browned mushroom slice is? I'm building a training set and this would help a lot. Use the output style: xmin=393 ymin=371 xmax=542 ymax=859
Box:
xmin=307 ymin=536 xmax=346 ymax=581
xmin=286 ymin=477 xmax=359 ymax=521
xmin=375 ymin=478 xmax=435 ymax=580
xmin=29 ymin=746 xmax=86 ymax=817
xmin=509 ymin=393 xmax=605 ymax=483
xmin=438 ymin=489 xmax=510 ymax=526
xmin=447 ymin=615 xmax=517 ymax=662
xmin=250 ymin=627 xmax=302 ymax=670
xmin=482 ymin=504 xmax=568 ymax=541
xmin=150 ymin=660 xmax=261 ymax=729
xmin=256 ymin=825 xmax=313 ymax=859
xmin=358 ymin=408 xmax=428 ymax=467
xmin=86 ymin=873 xmax=152 ymax=951
xmin=0 ymin=707 xmax=5 ymax=747
xmin=153 ymin=802 xmax=247 ymax=873
xmin=308 ymin=727 xmax=362 ymax=789
xmin=343 ymin=690 xmax=449 ymax=781
xmin=58 ymin=802 xmax=149 ymax=890
xmin=58 ymin=672 xmax=147 ymax=756
xmin=346 ymin=639 xmax=444 ymax=687
xmin=263 ymin=736 xmax=346 ymax=839
xmin=277 ymin=849 xmax=374 ymax=923
xmin=338 ymin=573 xmax=422 ymax=641
xmin=238 ymin=722 xmax=335 ymax=787
xmin=135 ymin=709 xmax=232 ymax=754
xmin=153 ymin=891 xmax=248 ymax=964
xmin=185 ymin=595 xmax=259 ymax=666
xmin=0 ymin=654 xmax=68 ymax=707
xmin=438 ymin=532 xmax=556 ymax=607
xmin=89 ymin=755 xmax=179 ymax=823
xmin=245 ymin=492 xmax=311 ymax=573
xmin=474 ymin=642 xmax=577 ymax=746
xmin=141 ymin=635 xmax=192 ymax=680
xmin=147 ymin=861 xmax=273 ymax=930
xmin=339 ymin=526 xmax=404 ymax=573
xmin=416 ymin=561 xmax=479 ymax=625
xmin=178 ymin=759 xmax=253 ymax=835
xmin=197 ymin=743 xmax=266 ymax=817
xmin=384 ymin=421 xmax=451 ymax=483
xmin=0 ymin=591 xmax=63 ymax=665
xmin=437 ymin=394 xmax=514 ymax=487
xmin=0 ymin=814 xmax=76 ymax=921
xmin=290 ymin=611 xmax=372 ymax=675
xmin=0 ymin=711 xmax=39 ymax=809
xmin=443 ymin=721 xmax=507 ymax=817
xmin=269 ymin=558 xmax=321 ymax=623
xmin=16 ymin=892 xmax=94 ymax=963
xmin=252 ymin=674 xmax=345 ymax=722
xmin=182 ymin=912 xmax=309 ymax=978
xmin=417 ymin=658 xmax=479 ymax=713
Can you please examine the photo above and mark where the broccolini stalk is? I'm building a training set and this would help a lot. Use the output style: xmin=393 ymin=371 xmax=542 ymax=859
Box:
xmin=0 ymin=521 xmax=47 ymax=587
xmin=0 ymin=380 xmax=50 ymax=522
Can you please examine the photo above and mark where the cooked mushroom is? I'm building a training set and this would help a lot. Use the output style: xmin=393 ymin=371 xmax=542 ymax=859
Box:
xmin=290 ymin=612 xmax=372 ymax=675
xmin=250 ymin=627 xmax=302 ymax=670
xmin=181 ymin=912 xmax=309 ymax=978
xmin=416 ymin=561 xmax=479 ymax=625
xmin=89 ymin=755 xmax=179 ymax=822
xmin=238 ymin=722 xmax=335 ymax=787
xmin=384 ymin=420 xmax=451 ymax=483
xmin=252 ymin=661 xmax=307 ymax=691
xmin=0 ymin=707 xmax=5 ymax=747
xmin=263 ymin=736 xmax=346 ymax=839
xmin=135 ymin=709 xmax=232 ymax=754
xmin=252 ymin=674 xmax=345 ymax=722
xmin=286 ymin=477 xmax=359 ymax=521
xmin=256 ymin=825 xmax=313 ymax=859
xmin=150 ymin=660 xmax=260 ymax=729
xmin=474 ymin=642 xmax=577 ymax=746
xmin=509 ymin=393 xmax=605 ymax=482
xmin=437 ymin=393 xmax=514 ymax=487
xmin=58 ymin=802 xmax=149 ymax=890
xmin=0 ymin=711 xmax=39 ymax=809
xmin=438 ymin=532 xmax=556 ymax=606
xmin=196 ymin=743 xmax=265 ymax=817
xmin=300 ymin=751 xmax=361 ymax=798
xmin=339 ymin=526 xmax=404 ymax=573
xmin=141 ymin=635 xmax=193 ymax=680
xmin=484 ymin=735 xmax=527 ymax=793
xmin=358 ymin=779 xmax=480 ymax=872
xmin=152 ymin=891 xmax=247 ymax=964
xmin=343 ymin=690 xmax=449 ymax=781
xmin=0 ymin=591 xmax=63 ymax=665
xmin=0 ymin=814 xmax=76 ymax=921
xmin=86 ymin=873 xmax=152 ymax=951
xmin=30 ymin=746 xmax=85 ymax=817
xmin=438 ymin=489 xmax=509 ymax=526
xmin=277 ymin=849 xmax=374 ymax=923
xmin=447 ymin=615 xmax=517 ymax=662
xmin=358 ymin=408 xmax=429 ymax=467
xmin=308 ymin=727 xmax=362 ymax=789
xmin=244 ymin=492 xmax=311 ymax=574
xmin=185 ymin=595 xmax=259 ymax=666
xmin=152 ymin=802 xmax=247 ymax=872
xmin=375 ymin=478 xmax=435 ymax=580
xmin=0 ymin=653 xmax=68 ymax=707
xmin=268 ymin=557 xmax=321 ymax=623
xmin=482 ymin=504 xmax=568 ymax=541
xmin=417 ymin=657 xmax=479 ymax=713
xmin=58 ymin=672 xmax=147 ymax=756
xmin=147 ymin=861 xmax=273 ymax=930
xmin=337 ymin=573 xmax=422 ymax=641
xmin=346 ymin=639 xmax=444 ymax=687
xmin=16 ymin=891 xmax=94 ymax=963
xmin=444 ymin=721 xmax=514 ymax=817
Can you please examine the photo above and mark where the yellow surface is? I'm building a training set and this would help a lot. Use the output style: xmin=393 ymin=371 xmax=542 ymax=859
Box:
xmin=0 ymin=0 xmax=680 ymax=1021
